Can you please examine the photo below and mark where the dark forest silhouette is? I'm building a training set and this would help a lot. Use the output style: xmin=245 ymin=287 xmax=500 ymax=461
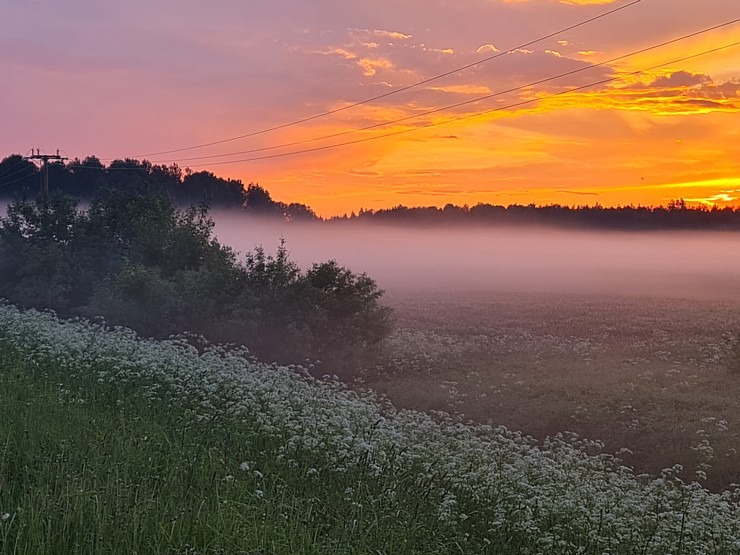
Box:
xmin=0 ymin=154 xmax=318 ymax=222
xmin=3 ymin=153 xmax=740 ymax=230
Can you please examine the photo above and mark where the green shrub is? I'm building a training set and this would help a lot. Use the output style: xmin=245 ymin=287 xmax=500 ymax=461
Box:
xmin=0 ymin=191 xmax=391 ymax=366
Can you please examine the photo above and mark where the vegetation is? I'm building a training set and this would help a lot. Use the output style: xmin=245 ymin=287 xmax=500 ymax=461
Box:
xmin=5 ymin=153 xmax=740 ymax=229
xmin=0 ymin=189 xmax=391 ymax=366
xmin=0 ymin=154 xmax=317 ymax=221
xmin=337 ymin=198 xmax=740 ymax=230
xmin=370 ymin=293 xmax=740 ymax=492
xmin=2 ymin=305 xmax=740 ymax=554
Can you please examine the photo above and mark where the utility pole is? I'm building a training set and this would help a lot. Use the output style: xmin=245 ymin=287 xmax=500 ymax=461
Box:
xmin=25 ymin=149 xmax=68 ymax=197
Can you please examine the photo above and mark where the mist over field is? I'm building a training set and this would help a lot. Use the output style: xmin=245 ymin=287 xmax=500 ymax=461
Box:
xmin=212 ymin=214 xmax=740 ymax=301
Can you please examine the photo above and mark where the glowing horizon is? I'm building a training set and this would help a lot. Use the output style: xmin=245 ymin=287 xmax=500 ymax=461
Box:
xmin=1 ymin=0 xmax=738 ymax=218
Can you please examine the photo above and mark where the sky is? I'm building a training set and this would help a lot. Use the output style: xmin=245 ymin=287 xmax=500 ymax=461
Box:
xmin=1 ymin=0 xmax=739 ymax=217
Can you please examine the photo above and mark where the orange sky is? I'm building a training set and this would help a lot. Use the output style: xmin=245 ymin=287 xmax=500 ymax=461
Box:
xmin=1 ymin=0 xmax=739 ymax=217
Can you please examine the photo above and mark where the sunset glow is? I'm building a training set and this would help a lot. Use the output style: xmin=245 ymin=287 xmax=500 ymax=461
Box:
xmin=2 ymin=0 xmax=739 ymax=216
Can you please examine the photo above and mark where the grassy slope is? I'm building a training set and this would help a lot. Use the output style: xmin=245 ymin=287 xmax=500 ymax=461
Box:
xmin=1 ymin=305 xmax=740 ymax=554
xmin=0 ymin=357 xmax=454 ymax=554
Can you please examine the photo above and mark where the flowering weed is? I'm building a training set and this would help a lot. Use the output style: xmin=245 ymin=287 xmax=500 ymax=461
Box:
xmin=1 ymin=304 xmax=740 ymax=553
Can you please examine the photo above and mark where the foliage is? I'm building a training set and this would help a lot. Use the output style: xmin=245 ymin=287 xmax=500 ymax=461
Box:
xmin=8 ymin=151 xmax=740 ymax=229
xmin=335 ymin=199 xmax=740 ymax=230
xmin=244 ymin=183 xmax=318 ymax=221
xmin=0 ymin=191 xmax=390 ymax=365
xmin=0 ymin=153 xmax=320 ymax=222
xmin=0 ymin=195 xmax=84 ymax=311
xmin=238 ymin=243 xmax=392 ymax=363
xmin=3 ymin=305 xmax=740 ymax=554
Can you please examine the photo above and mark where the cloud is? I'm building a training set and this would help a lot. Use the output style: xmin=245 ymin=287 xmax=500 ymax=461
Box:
xmin=685 ymin=191 xmax=740 ymax=205
xmin=558 ymin=0 xmax=622 ymax=4
xmin=348 ymin=28 xmax=413 ymax=42
xmin=556 ymin=190 xmax=600 ymax=196
xmin=3 ymin=0 xmax=739 ymax=217
xmin=427 ymin=84 xmax=493 ymax=95
xmin=372 ymin=29 xmax=413 ymax=40
xmin=477 ymin=44 xmax=500 ymax=53
xmin=356 ymin=57 xmax=395 ymax=77
xmin=645 ymin=71 xmax=711 ymax=89
xmin=602 ymin=72 xmax=740 ymax=114
xmin=313 ymin=47 xmax=357 ymax=60
xmin=501 ymin=0 xmax=621 ymax=4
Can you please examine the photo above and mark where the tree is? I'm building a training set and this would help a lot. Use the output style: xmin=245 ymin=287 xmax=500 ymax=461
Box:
xmin=244 ymin=183 xmax=285 ymax=217
xmin=303 ymin=260 xmax=392 ymax=361
xmin=0 ymin=155 xmax=38 ymax=196
xmin=285 ymin=202 xmax=319 ymax=222
xmin=0 ymin=195 xmax=83 ymax=310
xmin=0 ymin=190 xmax=392 ymax=367
xmin=67 ymin=156 xmax=108 ymax=198
xmin=180 ymin=171 xmax=246 ymax=208
xmin=237 ymin=242 xmax=391 ymax=364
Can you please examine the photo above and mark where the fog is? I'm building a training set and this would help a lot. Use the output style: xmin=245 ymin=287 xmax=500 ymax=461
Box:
xmin=212 ymin=214 xmax=740 ymax=301
xmin=2 ymin=197 xmax=737 ymax=301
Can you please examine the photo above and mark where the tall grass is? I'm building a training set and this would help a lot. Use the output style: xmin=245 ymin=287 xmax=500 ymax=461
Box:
xmin=1 ymin=304 xmax=740 ymax=553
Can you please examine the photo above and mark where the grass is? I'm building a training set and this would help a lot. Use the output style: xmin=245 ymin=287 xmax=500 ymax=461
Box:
xmin=0 ymin=351 xmax=460 ymax=554
xmin=2 ymin=304 xmax=740 ymax=553
xmin=1 ymin=355 xmax=255 ymax=553
xmin=0 ymin=308 xmax=500 ymax=554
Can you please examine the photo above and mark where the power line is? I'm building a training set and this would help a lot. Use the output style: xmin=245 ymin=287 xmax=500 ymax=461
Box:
xmin=0 ymin=168 xmax=38 ymax=189
xmin=0 ymin=162 xmax=38 ymax=181
xmin=128 ymin=0 xmax=642 ymax=158
xmin=152 ymin=16 xmax=740 ymax=165
xmin=0 ymin=150 xmax=34 ymax=180
xmin=175 ymin=38 xmax=740 ymax=168
xmin=67 ymin=164 xmax=148 ymax=171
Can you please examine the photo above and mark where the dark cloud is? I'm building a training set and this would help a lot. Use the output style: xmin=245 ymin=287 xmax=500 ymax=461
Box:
xmin=557 ymin=190 xmax=600 ymax=196
xmin=609 ymin=72 xmax=740 ymax=114
xmin=647 ymin=71 xmax=711 ymax=88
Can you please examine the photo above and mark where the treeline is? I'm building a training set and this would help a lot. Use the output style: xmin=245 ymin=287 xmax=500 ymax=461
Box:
xmin=0 ymin=154 xmax=318 ymax=221
xmin=0 ymin=188 xmax=391 ymax=366
xmin=334 ymin=200 xmax=740 ymax=230
xmin=5 ymin=153 xmax=740 ymax=229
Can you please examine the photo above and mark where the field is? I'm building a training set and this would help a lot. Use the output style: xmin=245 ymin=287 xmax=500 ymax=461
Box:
xmin=4 ymin=304 xmax=740 ymax=553
xmin=364 ymin=290 xmax=740 ymax=491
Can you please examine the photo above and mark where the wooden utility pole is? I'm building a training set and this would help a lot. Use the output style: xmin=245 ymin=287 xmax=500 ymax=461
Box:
xmin=25 ymin=149 xmax=68 ymax=197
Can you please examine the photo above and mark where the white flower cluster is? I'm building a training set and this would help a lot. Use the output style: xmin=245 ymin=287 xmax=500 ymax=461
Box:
xmin=1 ymin=303 xmax=740 ymax=553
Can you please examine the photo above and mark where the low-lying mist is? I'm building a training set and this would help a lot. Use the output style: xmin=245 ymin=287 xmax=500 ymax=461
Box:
xmin=212 ymin=214 xmax=740 ymax=301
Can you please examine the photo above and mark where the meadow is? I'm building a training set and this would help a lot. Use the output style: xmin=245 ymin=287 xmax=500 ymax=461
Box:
xmin=3 ymin=303 xmax=740 ymax=553
xmin=367 ymin=290 xmax=740 ymax=492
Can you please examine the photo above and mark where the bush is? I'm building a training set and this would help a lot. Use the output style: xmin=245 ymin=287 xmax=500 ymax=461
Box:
xmin=0 ymin=191 xmax=392 ymax=366
xmin=239 ymin=243 xmax=392 ymax=364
